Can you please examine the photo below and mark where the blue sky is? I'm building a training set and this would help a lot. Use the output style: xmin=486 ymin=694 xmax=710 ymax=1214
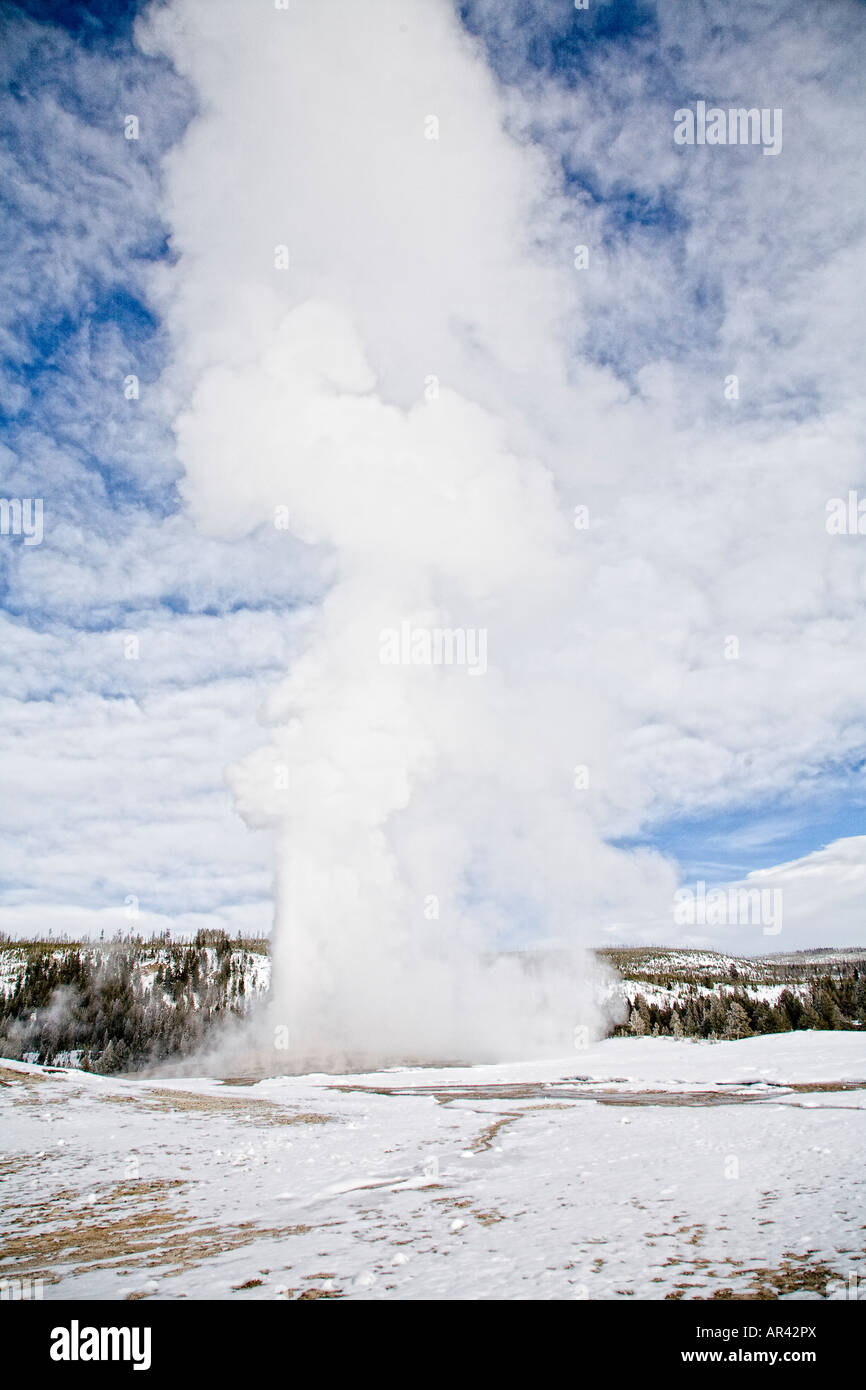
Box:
xmin=1 ymin=0 xmax=865 ymax=951
xmin=0 ymin=0 xmax=322 ymax=935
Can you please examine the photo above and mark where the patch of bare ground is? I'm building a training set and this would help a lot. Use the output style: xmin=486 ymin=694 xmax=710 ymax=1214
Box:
xmin=0 ymin=1175 xmax=315 ymax=1280
xmin=2 ymin=1178 xmax=187 ymax=1235
xmin=331 ymin=1079 xmax=866 ymax=1107
xmin=432 ymin=1194 xmax=506 ymax=1226
xmin=784 ymin=1082 xmax=866 ymax=1093
xmin=678 ymin=1223 xmax=706 ymax=1247
xmin=471 ymin=1114 xmax=519 ymax=1152
xmin=473 ymin=1207 xmax=506 ymax=1226
xmin=727 ymin=1254 xmax=843 ymax=1299
xmin=0 ymin=1065 xmax=57 ymax=1087
xmin=667 ymin=1252 xmax=845 ymax=1300
xmin=330 ymin=1082 xmax=581 ymax=1103
xmin=94 ymin=1086 xmax=332 ymax=1126
xmin=1 ymin=1069 xmax=77 ymax=1108
xmin=0 ymin=1150 xmax=68 ymax=1181
xmin=598 ymin=1091 xmax=758 ymax=1107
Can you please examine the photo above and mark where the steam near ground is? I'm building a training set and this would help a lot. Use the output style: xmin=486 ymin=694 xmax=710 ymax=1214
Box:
xmin=201 ymin=950 xmax=617 ymax=1077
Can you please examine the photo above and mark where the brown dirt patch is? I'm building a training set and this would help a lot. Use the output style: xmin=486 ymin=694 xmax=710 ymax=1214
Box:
xmin=0 ymin=1174 xmax=315 ymax=1282
xmin=95 ymin=1085 xmax=332 ymax=1126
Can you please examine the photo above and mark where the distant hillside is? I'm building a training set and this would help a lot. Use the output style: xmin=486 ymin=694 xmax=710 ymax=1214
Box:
xmin=599 ymin=946 xmax=866 ymax=1041
xmin=600 ymin=944 xmax=866 ymax=982
xmin=0 ymin=932 xmax=269 ymax=1073
xmin=0 ymin=937 xmax=863 ymax=1071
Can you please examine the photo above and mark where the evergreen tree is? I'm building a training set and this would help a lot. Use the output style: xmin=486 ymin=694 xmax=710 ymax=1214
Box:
xmin=723 ymin=1002 xmax=752 ymax=1039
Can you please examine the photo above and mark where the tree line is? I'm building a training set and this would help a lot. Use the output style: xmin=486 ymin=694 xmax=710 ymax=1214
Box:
xmin=616 ymin=969 xmax=866 ymax=1039
xmin=0 ymin=934 xmax=259 ymax=1072
xmin=2 ymin=941 xmax=862 ymax=1072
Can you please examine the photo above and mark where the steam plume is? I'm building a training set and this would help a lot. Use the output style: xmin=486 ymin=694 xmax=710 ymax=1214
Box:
xmin=139 ymin=0 xmax=675 ymax=1062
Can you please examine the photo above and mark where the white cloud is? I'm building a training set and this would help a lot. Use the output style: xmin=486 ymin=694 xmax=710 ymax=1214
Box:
xmin=618 ymin=834 xmax=866 ymax=954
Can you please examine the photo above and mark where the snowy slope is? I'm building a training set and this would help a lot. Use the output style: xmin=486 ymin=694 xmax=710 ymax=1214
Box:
xmin=2 ymin=1032 xmax=865 ymax=1301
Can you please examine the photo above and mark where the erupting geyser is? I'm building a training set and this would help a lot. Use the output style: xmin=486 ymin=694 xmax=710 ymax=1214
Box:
xmin=220 ymin=303 xmax=610 ymax=1063
xmin=141 ymin=0 xmax=675 ymax=1066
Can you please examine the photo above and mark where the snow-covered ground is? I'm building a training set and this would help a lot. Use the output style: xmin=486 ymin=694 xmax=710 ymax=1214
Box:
xmin=2 ymin=1032 xmax=865 ymax=1301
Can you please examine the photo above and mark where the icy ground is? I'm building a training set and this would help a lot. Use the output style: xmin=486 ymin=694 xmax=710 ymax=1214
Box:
xmin=1 ymin=1032 xmax=865 ymax=1301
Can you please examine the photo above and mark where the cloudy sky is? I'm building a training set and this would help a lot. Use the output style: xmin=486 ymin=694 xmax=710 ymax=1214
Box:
xmin=1 ymin=0 xmax=864 ymax=956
